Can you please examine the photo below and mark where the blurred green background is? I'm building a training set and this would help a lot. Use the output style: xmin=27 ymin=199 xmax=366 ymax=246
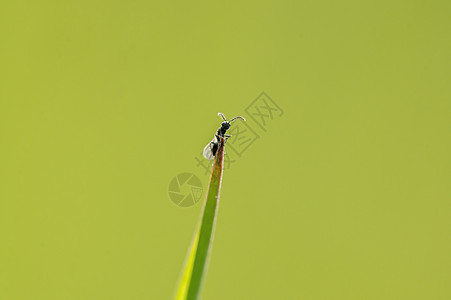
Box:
xmin=1 ymin=0 xmax=450 ymax=299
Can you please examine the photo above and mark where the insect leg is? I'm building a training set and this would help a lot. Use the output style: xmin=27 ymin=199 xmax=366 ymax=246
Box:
xmin=224 ymin=135 xmax=232 ymax=143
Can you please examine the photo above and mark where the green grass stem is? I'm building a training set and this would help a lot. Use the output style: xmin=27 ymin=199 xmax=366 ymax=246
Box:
xmin=174 ymin=136 xmax=225 ymax=300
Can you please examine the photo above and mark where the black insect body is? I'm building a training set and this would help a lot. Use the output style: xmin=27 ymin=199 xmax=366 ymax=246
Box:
xmin=203 ymin=112 xmax=246 ymax=161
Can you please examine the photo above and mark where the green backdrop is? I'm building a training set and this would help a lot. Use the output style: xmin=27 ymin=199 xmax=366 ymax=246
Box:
xmin=1 ymin=0 xmax=450 ymax=299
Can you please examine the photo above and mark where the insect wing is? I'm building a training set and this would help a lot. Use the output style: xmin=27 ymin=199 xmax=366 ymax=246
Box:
xmin=203 ymin=141 xmax=215 ymax=160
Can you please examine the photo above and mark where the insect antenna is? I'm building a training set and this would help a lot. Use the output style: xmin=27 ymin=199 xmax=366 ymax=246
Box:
xmin=229 ymin=116 xmax=246 ymax=123
xmin=218 ymin=112 xmax=227 ymax=121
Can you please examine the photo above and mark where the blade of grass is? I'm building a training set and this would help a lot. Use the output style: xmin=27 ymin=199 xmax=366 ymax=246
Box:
xmin=174 ymin=136 xmax=225 ymax=300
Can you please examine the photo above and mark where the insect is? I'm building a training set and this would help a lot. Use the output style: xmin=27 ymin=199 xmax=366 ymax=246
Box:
xmin=203 ymin=112 xmax=246 ymax=161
